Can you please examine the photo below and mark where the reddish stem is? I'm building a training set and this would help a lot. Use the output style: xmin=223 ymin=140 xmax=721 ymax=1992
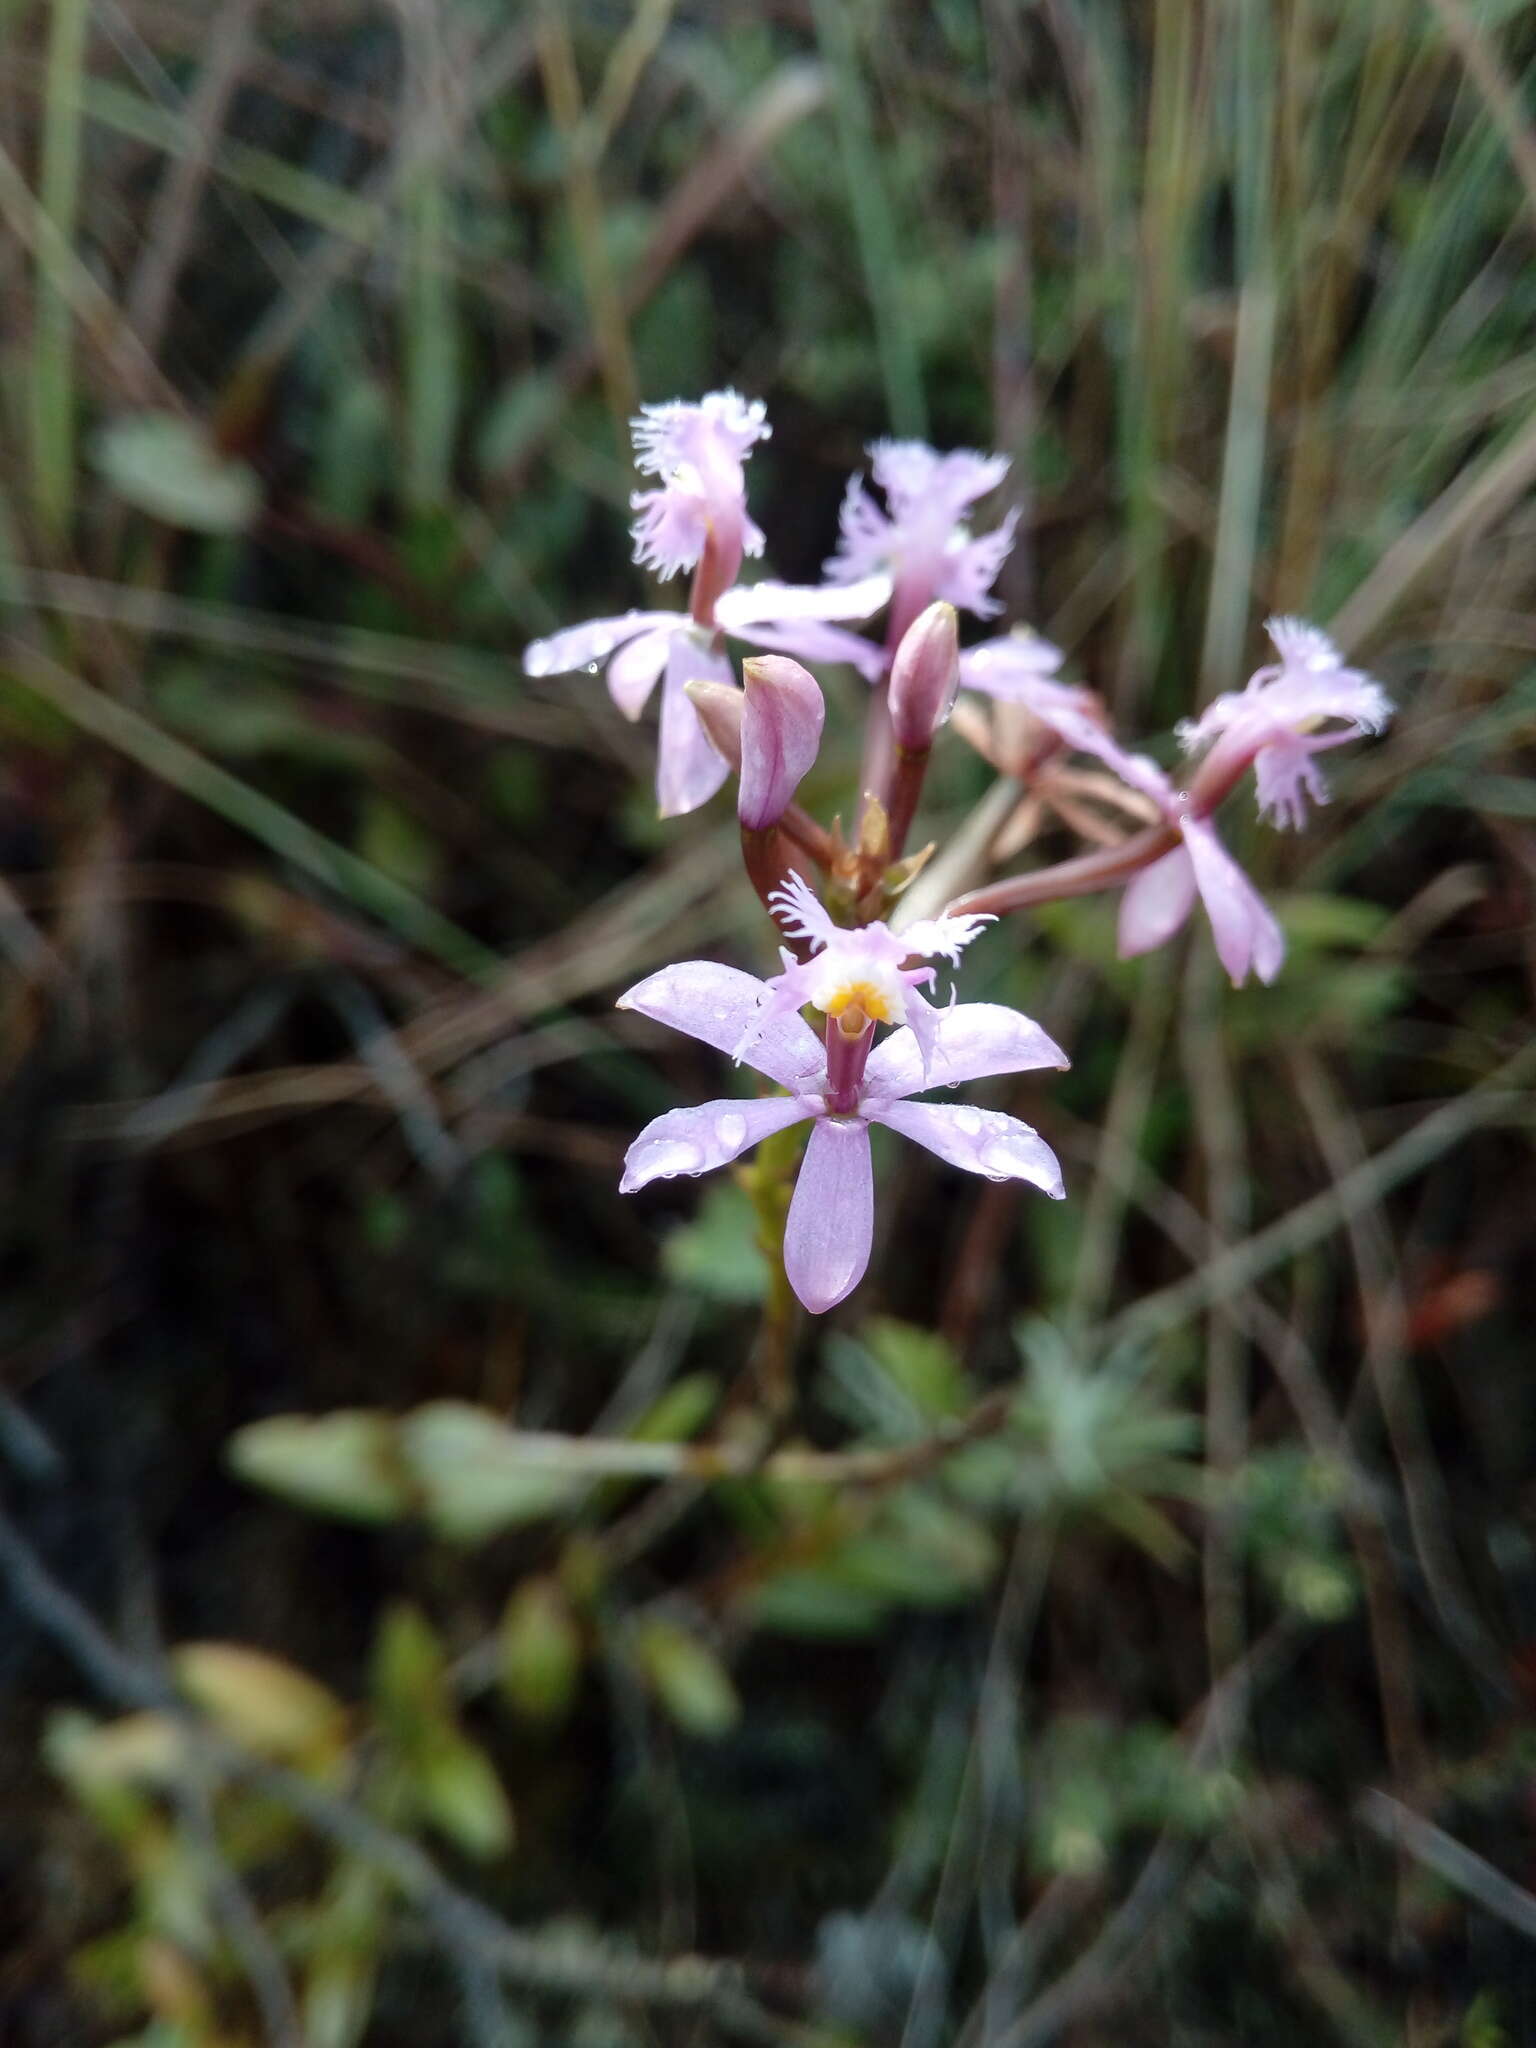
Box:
xmin=885 ymin=744 xmax=930 ymax=863
xmin=945 ymin=820 xmax=1180 ymax=919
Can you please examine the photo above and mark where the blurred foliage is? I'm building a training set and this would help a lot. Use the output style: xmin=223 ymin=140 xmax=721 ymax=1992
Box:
xmin=0 ymin=1 xmax=1533 ymax=2044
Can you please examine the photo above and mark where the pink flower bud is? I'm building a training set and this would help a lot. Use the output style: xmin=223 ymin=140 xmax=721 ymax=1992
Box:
xmin=889 ymin=601 xmax=960 ymax=751
xmin=738 ymin=655 xmax=825 ymax=829
xmin=682 ymin=678 xmax=743 ymax=771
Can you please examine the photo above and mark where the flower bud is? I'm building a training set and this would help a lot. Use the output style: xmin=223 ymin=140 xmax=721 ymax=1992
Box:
xmin=889 ymin=601 xmax=960 ymax=752
xmin=738 ymin=655 xmax=825 ymax=829
xmin=682 ymin=678 xmax=743 ymax=771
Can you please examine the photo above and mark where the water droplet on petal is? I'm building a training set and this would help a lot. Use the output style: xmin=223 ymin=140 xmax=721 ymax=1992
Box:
xmin=954 ymin=1106 xmax=983 ymax=1136
xmin=635 ymin=1137 xmax=703 ymax=1178
xmin=717 ymin=1112 xmax=747 ymax=1150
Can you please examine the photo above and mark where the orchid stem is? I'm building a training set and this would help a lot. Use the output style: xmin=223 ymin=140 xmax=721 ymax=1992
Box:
xmin=946 ymin=821 xmax=1179 ymax=920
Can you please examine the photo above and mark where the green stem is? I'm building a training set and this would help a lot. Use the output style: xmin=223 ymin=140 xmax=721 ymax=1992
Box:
xmin=32 ymin=0 xmax=89 ymax=540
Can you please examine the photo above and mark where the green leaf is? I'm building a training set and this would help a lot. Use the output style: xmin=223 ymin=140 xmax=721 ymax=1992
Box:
xmin=415 ymin=1730 xmax=516 ymax=1859
xmin=661 ymin=1181 xmax=770 ymax=1304
xmin=632 ymin=1617 xmax=740 ymax=1738
xmin=627 ymin=1373 xmax=720 ymax=1444
xmin=499 ymin=1578 xmax=583 ymax=1725
xmin=399 ymin=1403 xmax=579 ymax=1544
xmin=864 ymin=1317 xmax=972 ymax=1421
xmin=371 ymin=1603 xmax=448 ymax=1734
xmin=747 ymin=1571 xmax=891 ymax=1639
xmin=91 ymin=413 xmax=260 ymax=533
xmin=356 ymin=792 xmax=441 ymax=894
xmin=226 ymin=1411 xmax=410 ymax=1524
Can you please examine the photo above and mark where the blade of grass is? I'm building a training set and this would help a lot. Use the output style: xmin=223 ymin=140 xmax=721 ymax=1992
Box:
xmin=125 ymin=0 xmax=264 ymax=354
xmin=808 ymin=0 xmax=927 ymax=438
xmin=1198 ymin=2 xmax=1275 ymax=697
xmin=1 ymin=642 xmax=498 ymax=980
xmin=535 ymin=0 xmax=637 ymax=447
xmin=398 ymin=0 xmax=461 ymax=513
xmin=31 ymin=0 xmax=91 ymax=536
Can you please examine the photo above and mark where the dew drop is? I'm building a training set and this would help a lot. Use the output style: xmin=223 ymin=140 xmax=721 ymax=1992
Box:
xmin=636 ymin=1137 xmax=702 ymax=1178
xmin=717 ymin=1112 xmax=747 ymax=1150
xmin=954 ymin=1106 xmax=984 ymax=1137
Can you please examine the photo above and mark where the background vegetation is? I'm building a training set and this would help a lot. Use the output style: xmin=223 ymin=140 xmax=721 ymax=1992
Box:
xmin=1 ymin=1 xmax=1534 ymax=2042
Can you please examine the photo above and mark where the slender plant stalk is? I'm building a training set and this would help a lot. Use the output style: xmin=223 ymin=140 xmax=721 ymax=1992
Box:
xmin=31 ymin=0 xmax=90 ymax=540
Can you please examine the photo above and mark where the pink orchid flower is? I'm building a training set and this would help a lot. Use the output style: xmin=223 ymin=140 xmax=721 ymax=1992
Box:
xmin=523 ymin=394 xmax=886 ymax=818
xmin=824 ymin=439 xmax=1021 ymax=645
xmin=1177 ymin=617 xmax=1393 ymax=831
xmin=965 ymin=646 xmax=1285 ymax=985
xmin=618 ymin=960 xmax=1067 ymax=1313
xmin=741 ymin=873 xmax=996 ymax=1081
xmin=628 ymin=390 xmax=769 ymax=586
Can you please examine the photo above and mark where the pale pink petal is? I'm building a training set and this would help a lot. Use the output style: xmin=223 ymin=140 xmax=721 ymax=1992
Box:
xmin=715 ymin=574 xmax=891 ymax=627
xmin=731 ymin=961 xmax=819 ymax=1065
xmin=903 ymin=987 xmax=942 ymax=1081
xmin=824 ymin=475 xmax=897 ymax=585
xmin=1252 ymin=733 xmax=1333 ymax=830
xmin=730 ymin=618 xmax=885 ymax=680
xmin=607 ymin=627 xmax=672 ymax=719
xmin=897 ymin=910 xmax=994 ymax=965
xmin=864 ymin=1003 xmax=1070 ymax=1099
xmin=1181 ymin=816 xmax=1285 ymax=985
xmin=656 ymin=632 xmax=732 ymax=817
xmin=783 ymin=1116 xmax=874 ymax=1314
xmin=523 ymin=610 xmax=681 ymax=679
xmin=872 ymin=442 xmax=1009 ymax=521
xmin=766 ymin=872 xmax=838 ymax=951
xmin=1266 ymin=615 xmax=1340 ymax=669
xmin=620 ymin=1094 xmax=810 ymax=1192
xmin=631 ymin=391 xmax=768 ymax=473
xmin=1049 ymin=710 xmax=1177 ymax=812
xmin=739 ymin=655 xmax=825 ymax=829
xmin=1118 ymin=843 xmax=1198 ymax=958
xmin=935 ymin=509 xmax=1020 ymax=618
xmin=869 ymin=1098 xmax=1064 ymax=1197
xmin=958 ymin=631 xmax=1066 ymax=698
xmin=617 ymin=961 xmax=825 ymax=1092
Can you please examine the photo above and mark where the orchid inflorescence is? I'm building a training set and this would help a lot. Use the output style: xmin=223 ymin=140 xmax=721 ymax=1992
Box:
xmin=525 ymin=392 xmax=1393 ymax=1314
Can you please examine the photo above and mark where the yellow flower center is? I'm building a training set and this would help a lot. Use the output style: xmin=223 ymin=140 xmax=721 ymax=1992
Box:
xmin=824 ymin=980 xmax=895 ymax=1025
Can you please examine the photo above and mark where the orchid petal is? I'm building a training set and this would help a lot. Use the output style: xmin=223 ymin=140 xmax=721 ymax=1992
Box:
xmin=607 ymin=628 xmax=672 ymax=719
xmin=1182 ymin=817 xmax=1285 ymax=985
xmin=902 ymin=987 xmax=941 ymax=1082
xmin=1118 ymin=844 xmax=1198 ymax=958
xmin=656 ymin=632 xmax=732 ymax=818
xmin=618 ymin=961 xmax=824 ymax=1092
xmin=715 ymin=574 xmax=891 ymax=627
xmin=871 ymin=441 xmax=1009 ymax=518
xmin=620 ymin=1094 xmax=810 ymax=1192
xmin=783 ymin=1116 xmax=874 ymax=1314
xmin=869 ymin=1098 xmax=1064 ymax=1196
xmin=731 ymin=619 xmax=886 ymax=680
xmin=766 ymin=872 xmax=839 ymax=951
xmin=958 ymin=630 xmax=1066 ymax=698
xmin=897 ymin=910 xmax=994 ymax=966
xmin=523 ymin=610 xmax=681 ymax=680
xmin=935 ymin=509 xmax=1020 ymax=618
xmin=864 ymin=1003 xmax=1070 ymax=1099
